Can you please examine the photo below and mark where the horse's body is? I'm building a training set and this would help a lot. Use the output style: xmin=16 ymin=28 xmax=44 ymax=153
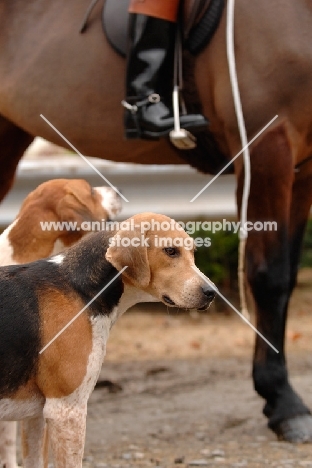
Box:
xmin=1 ymin=0 xmax=312 ymax=443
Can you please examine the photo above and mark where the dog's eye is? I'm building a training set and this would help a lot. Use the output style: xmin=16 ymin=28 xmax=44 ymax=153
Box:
xmin=163 ymin=247 xmax=179 ymax=258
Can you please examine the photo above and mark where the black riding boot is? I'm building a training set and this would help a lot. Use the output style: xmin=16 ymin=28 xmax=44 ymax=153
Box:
xmin=122 ymin=14 xmax=208 ymax=140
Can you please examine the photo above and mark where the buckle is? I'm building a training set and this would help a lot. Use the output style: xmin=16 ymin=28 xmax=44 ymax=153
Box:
xmin=148 ymin=93 xmax=161 ymax=104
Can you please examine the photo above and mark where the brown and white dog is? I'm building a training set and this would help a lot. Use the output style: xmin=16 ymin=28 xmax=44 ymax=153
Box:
xmin=0 ymin=178 xmax=122 ymax=468
xmin=0 ymin=213 xmax=215 ymax=468
xmin=0 ymin=178 xmax=122 ymax=266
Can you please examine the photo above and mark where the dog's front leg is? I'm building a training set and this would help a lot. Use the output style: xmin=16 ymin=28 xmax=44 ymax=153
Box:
xmin=44 ymin=400 xmax=87 ymax=468
xmin=0 ymin=421 xmax=20 ymax=468
xmin=21 ymin=416 xmax=47 ymax=468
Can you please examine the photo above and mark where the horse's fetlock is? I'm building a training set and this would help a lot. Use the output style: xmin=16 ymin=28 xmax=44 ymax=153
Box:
xmin=253 ymin=362 xmax=288 ymax=402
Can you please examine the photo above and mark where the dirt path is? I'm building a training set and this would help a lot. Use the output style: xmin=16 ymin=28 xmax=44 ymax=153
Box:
xmin=79 ymin=270 xmax=312 ymax=466
xmin=84 ymin=357 xmax=312 ymax=468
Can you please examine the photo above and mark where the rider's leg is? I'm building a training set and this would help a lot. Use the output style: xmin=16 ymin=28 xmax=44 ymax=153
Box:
xmin=123 ymin=0 xmax=208 ymax=140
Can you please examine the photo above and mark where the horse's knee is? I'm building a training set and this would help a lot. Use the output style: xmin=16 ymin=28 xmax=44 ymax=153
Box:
xmin=247 ymin=257 xmax=290 ymax=311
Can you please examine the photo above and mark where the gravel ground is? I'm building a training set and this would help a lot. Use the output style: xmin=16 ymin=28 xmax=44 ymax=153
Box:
xmin=80 ymin=355 xmax=312 ymax=468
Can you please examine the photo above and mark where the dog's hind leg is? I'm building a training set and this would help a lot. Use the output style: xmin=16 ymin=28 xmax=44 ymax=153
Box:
xmin=0 ymin=421 xmax=19 ymax=468
xmin=21 ymin=416 xmax=47 ymax=468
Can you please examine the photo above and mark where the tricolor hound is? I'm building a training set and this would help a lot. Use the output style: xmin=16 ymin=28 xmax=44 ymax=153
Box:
xmin=0 ymin=212 xmax=215 ymax=468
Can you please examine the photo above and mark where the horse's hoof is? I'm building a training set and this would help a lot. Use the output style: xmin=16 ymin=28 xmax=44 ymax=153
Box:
xmin=274 ymin=414 xmax=312 ymax=443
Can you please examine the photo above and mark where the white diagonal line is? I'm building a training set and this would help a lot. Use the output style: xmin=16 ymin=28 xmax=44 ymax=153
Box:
xmin=39 ymin=266 xmax=127 ymax=354
xmin=190 ymin=115 xmax=278 ymax=202
xmin=40 ymin=114 xmax=129 ymax=202
xmin=192 ymin=266 xmax=279 ymax=354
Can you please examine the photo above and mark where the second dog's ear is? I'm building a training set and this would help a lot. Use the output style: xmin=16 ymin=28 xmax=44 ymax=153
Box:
xmin=106 ymin=229 xmax=150 ymax=288
xmin=56 ymin=181 xmax=94 ymax=223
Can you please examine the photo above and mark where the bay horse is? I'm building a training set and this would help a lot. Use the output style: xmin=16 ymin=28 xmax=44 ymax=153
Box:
xmin=1 ymin=0 xmax=312 ymax=444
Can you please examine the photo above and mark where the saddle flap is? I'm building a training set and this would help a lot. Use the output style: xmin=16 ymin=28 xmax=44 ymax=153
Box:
xmin=102 ymin=0 xmax=129 ymax=57
xmin=102 ymin=0 xmax=218 ymax=57
xmin=183 ymin=0 xmax=212 ymax=39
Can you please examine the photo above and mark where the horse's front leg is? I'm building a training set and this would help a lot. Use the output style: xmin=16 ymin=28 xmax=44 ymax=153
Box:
xmin=271 ymin=162 xmax=312 ymax=441
xmin=238 ymin=125 xmax=312 ymax=441
xmin=0 ymin=116 xmax=33 ymax=202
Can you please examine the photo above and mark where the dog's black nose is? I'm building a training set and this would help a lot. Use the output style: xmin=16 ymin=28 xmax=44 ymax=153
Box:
xmin=202 ymin=285 xmax=216 ymax=301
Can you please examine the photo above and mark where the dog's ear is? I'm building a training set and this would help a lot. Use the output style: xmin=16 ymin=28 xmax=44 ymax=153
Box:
xmin=106 ymin=229 xmax=150 ymax=288
xmin=56 ymin=195 xmax=86 ymax=224
xmin=55 ymin=182 xmax=93 ymax=224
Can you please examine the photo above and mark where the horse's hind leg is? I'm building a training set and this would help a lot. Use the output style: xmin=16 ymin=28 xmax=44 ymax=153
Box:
xmin=272 ymin=161 xmax=312 ymax=441
xmin=238 ymin=124 xmax=312 ymax=442
xmin=0 ymin=115 xmax=34 ymax=202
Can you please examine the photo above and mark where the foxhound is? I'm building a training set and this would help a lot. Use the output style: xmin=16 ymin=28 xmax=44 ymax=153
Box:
xmin=0 ymin=213 xmax=215 ymax=468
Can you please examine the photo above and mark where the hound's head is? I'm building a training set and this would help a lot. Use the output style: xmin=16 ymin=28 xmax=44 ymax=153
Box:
xmin=106 ymin=213 xmax=216 ymax=310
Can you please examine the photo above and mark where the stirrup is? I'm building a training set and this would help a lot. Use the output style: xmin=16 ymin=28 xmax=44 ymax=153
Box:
xmin=169 ymin=128 xmax=197 ymax=150
xmin=169 ymin=86 xmax=197 ymax=150
xmin=169 ymin=26 xmax=197 ymax=150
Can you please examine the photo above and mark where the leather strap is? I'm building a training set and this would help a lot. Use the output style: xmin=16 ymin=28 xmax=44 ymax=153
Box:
xmin=129 ymin=0 xmax=180 ymax=22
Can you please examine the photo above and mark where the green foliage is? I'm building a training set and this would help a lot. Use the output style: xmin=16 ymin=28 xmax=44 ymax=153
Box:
xmin=190 ymin=217 xmax=312 ymax=293
xmin=191 ymin=226 xmax=239 ymax=290
xmin=301 ymin=219 xmax=312 ymax=267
